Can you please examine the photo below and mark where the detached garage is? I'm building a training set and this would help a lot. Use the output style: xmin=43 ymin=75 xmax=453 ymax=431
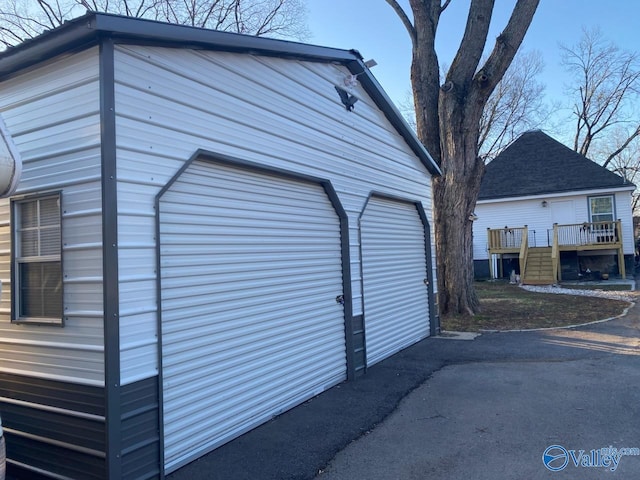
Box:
xmin=0 ymin=12 xmax=440 ymax=479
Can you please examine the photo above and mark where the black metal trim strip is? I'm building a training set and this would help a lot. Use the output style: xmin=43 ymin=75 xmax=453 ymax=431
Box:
xmin=99 ymin=37 xmax=123 ymax=480
xmin=346 ymin=60 xmax=441 ymax=176
xmin=415 ymin=203 xmax=439 ymax=335
xmin=0 ymin=12 xmax=357 ymax=79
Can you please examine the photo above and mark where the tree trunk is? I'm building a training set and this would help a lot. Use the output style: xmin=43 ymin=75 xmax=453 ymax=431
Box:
xmin=433 ymin=103 xmax=484 ymax=315
xmin=392 ymin=0 xmax=540 ymax=316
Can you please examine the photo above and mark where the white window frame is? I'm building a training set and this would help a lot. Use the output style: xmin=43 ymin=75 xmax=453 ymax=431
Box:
xmin=11 ymin=193 xmax=63 ymax=325
xmin=588 ymin=195 xmax=615 ymax=223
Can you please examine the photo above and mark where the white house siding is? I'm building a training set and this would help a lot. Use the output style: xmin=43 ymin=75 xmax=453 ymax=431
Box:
xmin=113 ymin=45 xmax=436 ymax=385
xmin=0 ymin=49 xmax=104 ymax=385
xmin=474 ymin=189 xmax=635 ymax=261
xmin=614 ymin=190 xmax=635 ymax=255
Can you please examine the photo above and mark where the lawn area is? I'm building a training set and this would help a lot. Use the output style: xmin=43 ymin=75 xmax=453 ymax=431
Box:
xmin=442 ymin=281 xmax=634 ymax=332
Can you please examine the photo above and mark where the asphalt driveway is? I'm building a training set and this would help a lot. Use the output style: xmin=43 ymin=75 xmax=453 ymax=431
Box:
xmin=169 ymin=300 xmax=640 ymax=480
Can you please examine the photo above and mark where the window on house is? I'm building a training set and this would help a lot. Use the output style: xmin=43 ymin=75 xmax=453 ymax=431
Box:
xmin=589 ymin=195 xmax=615 ymax=223
xmin=12 ymin=194 xmax=63 ymax=323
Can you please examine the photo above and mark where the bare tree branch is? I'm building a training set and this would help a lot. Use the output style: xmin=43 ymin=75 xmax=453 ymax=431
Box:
xmin=440 ymin=0 xmax=452 ymax=13
xmin=385 ymin=0 xmax=416 ymax=47
xmin=446 ymin=0 xmax=495 ymax=92
xmin=472 ymin=0 xmax=539 ymax=101
xmin=603 ymin=125 xmax=640 ymax=168
xmin=479 ymin=50 xmax=547 ymax=160
xmin=561 ymin=27 xmax=640 ymax=160
xmin=0 ymin=0 xmax=309 ymax=48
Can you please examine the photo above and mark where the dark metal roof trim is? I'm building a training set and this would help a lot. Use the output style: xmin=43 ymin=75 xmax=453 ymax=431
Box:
xmin=0 ymin=12 xmax=357 ymax=76
xmin=347 ymin=60 xmax=441 ymax=176
xmin=0 ymin=12 xmax=440 ymax=176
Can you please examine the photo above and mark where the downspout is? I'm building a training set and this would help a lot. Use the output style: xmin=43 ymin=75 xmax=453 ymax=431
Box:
xmin=0 ymin=113 xmax=22 ymax=197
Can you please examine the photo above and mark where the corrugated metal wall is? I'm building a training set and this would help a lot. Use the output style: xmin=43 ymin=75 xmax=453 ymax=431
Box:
xmin=113 ymin=45 xmax=436 ymax=386
xmin=0 ymin=48 xmax=104 ymax=385
xmin=158 ymin=159 xmax=347 ymax=472
xmin=360 ymin=196 xmax=430 ymax=366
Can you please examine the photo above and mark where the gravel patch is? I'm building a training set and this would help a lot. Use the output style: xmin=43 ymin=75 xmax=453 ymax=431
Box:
xmin=520 ymin=284 xmax=638 ymax=302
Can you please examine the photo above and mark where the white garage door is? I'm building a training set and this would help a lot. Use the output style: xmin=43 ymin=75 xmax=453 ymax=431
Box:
xmin=159 ymin=159 xmax=347 ymax=472
xmin=361 ymin=196 xmax=430 ymax=366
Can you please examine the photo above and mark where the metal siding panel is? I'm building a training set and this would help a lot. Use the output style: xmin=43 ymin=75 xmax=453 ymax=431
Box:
xmin=113 ymin=46 xmax=428 ymax=188
xmin=361 ymin=197 xmax=430 ymax=366
xmin=0 ymin=50 xmax=105 ymax=385
xmin=0 ymin=372 xmax=106 ymax=479
xmin=113 ymin=45 xmax=435 ymax=382
xmin=159 ymin=160 xmax=346 ymax=472
xmin=6 ymin=433 xmax=105 ymax=480
xmin=121 ymin=376 xmax=161 ymax=480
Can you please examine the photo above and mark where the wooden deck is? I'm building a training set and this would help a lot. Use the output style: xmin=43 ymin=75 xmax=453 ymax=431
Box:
xmin=486 ymin=221 xmax=625 ymax=284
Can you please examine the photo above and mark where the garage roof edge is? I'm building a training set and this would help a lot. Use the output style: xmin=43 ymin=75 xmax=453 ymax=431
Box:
xmin=0 ymin=12 xmax=440 ymax=176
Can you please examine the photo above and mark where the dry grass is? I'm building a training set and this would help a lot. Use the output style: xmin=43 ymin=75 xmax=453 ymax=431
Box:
xmin=442 ymin=281 xmax=633 ymax=332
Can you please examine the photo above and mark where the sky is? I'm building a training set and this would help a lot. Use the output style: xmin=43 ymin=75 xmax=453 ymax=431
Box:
xmin=304 ymin=0 xmax=639 ymax=145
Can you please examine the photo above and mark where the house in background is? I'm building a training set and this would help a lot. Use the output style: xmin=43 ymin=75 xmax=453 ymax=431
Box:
xmin=0 ymin=13 xmax=440 ymax=480
xmin=473 ymin=130 xmax=635 ymax=284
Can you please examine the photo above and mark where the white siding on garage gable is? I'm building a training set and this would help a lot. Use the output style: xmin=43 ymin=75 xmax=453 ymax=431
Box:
xmin=113 ymin=45 xmax=435 ymax=385
xmin=0 ymin=48 xmax=104 ymax=385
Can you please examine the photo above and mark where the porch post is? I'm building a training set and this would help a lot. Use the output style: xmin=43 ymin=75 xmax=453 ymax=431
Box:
xmin=487 ymin=228 xmax=494 ymax=279
xmin=616 ymin=219 xmax=626 ymax=278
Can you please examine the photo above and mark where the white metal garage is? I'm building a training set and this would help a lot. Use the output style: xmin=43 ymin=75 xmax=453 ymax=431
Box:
xmin=158 ymin=158 xmax=348 ymax=472
xmin=0 ymin=13 xmax=442 ymax=478
xmin=360 ymin=196 xmax=431 ymax=366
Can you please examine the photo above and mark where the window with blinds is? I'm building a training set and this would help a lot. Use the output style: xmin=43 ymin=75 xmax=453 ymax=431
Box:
xmin=589 ymin=195 xmax=615 ymax=223
xmin=12 ymin=194 xmax=63 ymax=324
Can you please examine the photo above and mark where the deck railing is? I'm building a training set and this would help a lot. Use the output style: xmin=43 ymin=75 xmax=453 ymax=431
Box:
xmin=488 ymin=220 xmax=625 ymax=281
xmin=548 ymin=221 xmax=621 ymax=247
xmin=487 ymin=226 xmax=527 ymax=251
xmin=551 ymin=225 xmax=559 ymax=283
xmin=490 ymin=221 xmax=622 ymax=251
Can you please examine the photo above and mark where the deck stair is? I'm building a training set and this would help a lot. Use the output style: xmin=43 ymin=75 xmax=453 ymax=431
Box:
xmin=522 ymin=247 xmax=555 ymax=285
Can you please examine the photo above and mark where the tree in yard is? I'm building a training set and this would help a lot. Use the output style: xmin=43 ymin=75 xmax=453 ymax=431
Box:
xmin=590 ymin=127 xmax=640 ymax=214
xmin=478 ymin=49 xmax=547 ymax=161
xmin=400 ymin=49 xmax=548 ymax=162
xmin=561 ymin=27 xmax=640 ymax=220
xmin=560 ymin=27 xmax=640 ymax=165
xmin=0 ymin=0 xmax=308 ymax=49
xmin=386 ymin=0 xmax=539 ymax=315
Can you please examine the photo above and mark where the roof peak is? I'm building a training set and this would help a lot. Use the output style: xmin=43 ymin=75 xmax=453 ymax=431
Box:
xmin=479 ymin=131 xmax=632 ymax=200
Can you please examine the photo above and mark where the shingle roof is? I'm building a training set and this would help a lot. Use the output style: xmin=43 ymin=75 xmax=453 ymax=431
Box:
xmin=478 ymin=130 xmax=632 ymax=200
